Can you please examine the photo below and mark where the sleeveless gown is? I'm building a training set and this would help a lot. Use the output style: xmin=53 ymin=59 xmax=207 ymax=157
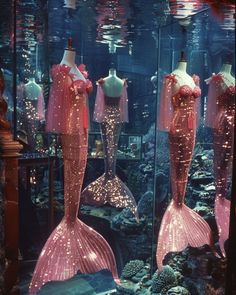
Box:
xmin=29 ymin=64 xmax=118 ymax=294
xmin=81 ymin=78 xmax=138 ymax=220
xmin=157 ymin=73 xmax=213 ymax=270
xmin=206 ymin=73 xmax=235 ymax=257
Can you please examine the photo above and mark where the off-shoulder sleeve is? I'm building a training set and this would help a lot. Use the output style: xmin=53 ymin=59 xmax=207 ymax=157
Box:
xmin=86 ymin=79 xmax=93 ymax=94
xmin=37 ymin=90 xmax=45 ymax=121
xmin=157 ymin=75 xmax=175 ymax=131
xmin=46 ymin=65 xmax=73 ymax=133
xmin=119 ymin=79 xmax=128 ymax=123
xmin=93 ymin=80 xmax=105 ymax=123
xmin=205 ymin=74 xmax=223 ymax=128
xmin=193 ymin=74 xmax=202 ymax=128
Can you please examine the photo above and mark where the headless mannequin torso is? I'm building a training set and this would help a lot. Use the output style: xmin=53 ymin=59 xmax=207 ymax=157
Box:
xmin=218 ymin=63 xmax=235 ymax=88
xmin=102 ymin=68 xmax=123 ymax=97
xmin=60 ymin=49 xmax=85 ymax=82
xmin=25 ymin=78 xmax=42 ymax=101
xmin=204 ymin=63 xmax=235 ymax=257
xmin=172 ymin=60 xmax=196 ymax=92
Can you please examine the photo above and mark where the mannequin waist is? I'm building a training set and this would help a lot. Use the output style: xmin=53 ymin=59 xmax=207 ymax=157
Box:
xmin=104 ymin=95 xmax=121 ymax=106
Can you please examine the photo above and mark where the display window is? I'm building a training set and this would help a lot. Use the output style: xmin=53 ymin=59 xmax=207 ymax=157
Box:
xmin=0 ymin=1 xmax=235 ymax=294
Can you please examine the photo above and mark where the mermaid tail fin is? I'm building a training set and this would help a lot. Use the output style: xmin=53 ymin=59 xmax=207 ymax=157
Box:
xmin=156 ymin=200 xmax=213 ymax=270
xmin=82 ymin=173 xmax=139 ymax=220
xmin=215 ymin=196 xmax=230 ymax=257
xmin=29 ymin=217 xmax=119 ymax=295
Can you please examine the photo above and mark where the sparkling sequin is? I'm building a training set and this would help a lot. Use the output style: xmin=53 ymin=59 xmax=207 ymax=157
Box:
xmin=157 ymin=74 xmax=212 ymax=270
xmin=82 ymin=81 xmax=138 ymax=220
xmin=29 ymin=65 xmax=118 ymax=295
xmin=206 ymin=74 xmax=235 ymax=256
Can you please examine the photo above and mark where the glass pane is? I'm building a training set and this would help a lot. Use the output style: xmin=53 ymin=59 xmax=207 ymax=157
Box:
xmin=155 ymin=6 xmax=235 ymax=295
xmin=0 ymin=1 xmax=234 ymax=294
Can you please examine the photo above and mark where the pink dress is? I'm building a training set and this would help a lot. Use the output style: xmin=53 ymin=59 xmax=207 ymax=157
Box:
xmin=205 ymin=73 xmax=235 ymax=257
xmin=29 ymin=64 xmax=118 ymax=295
xmin=156 ymin=73 xmax=213 ymax=270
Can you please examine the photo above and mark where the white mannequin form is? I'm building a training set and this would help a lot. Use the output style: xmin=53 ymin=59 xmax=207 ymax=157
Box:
xmin=102 ymin=68 xmax=124 ymax=97
xmin=60 ymin=48 xmax=85 ymax=81
xmin=205 ymin=62 xmax=235 ymax=89
xmin=172 ymin=59 xmax=196 ymax=93
xmin=25 ymin=77 xmax=42 ymax=101
xmin=218 ymin=63 xmax=235 ymax=87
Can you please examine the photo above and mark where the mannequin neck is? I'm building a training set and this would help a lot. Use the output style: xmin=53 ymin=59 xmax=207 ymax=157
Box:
xmin=109 ymin=68 xmax=117 ymax=77
xmin=28 ymin=77 xmax=36 ymax=83
xmin=220 ymin=63 xmax=232 ymax=74
xmin=60 ymin=49 xmax=76 ymax=67
xmin=176 ymin=61 xmax=187 ymax=72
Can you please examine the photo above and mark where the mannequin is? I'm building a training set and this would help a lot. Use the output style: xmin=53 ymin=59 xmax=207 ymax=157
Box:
xmin=25 ymin=77 xmax=45 ymax=120
xmin=156 ymin=53 xmax=213 ymax=270
xmin=218 ymin=63 xmax=235 ymax=86
xmin=29 ymin=42 xmax=118 ymax=294
xmin=205 ymin=62 xmax=235 ymax=257
xmin=18 ymin=77 xmax=45 ymax=149
xmin=102 ymin=68 xmax=123 ymax=96
xmin=171 ymin=58 xmax=196 ymax=90
xmin=25 ymin=77 xmax=43 ymax=100
xmin=60 ymin=49 xmax=85 ymax=81
xmin=81 ymin=68 xmax=138 ymax=220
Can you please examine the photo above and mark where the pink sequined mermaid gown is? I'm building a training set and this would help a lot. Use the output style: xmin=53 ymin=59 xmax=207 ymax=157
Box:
xmin=29 ymin=64 xmax=118 ymax=295
xmin=81 ymin=78 xmax=138 ymax=219
xmin=157 ymin=73 xmax=213 ymax=270
xmin=206 ymin=73 xmax=235 ymax=257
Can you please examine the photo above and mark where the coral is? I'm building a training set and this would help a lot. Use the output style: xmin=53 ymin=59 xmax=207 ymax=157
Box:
xmin=111 ymin=208 xmax=145 ymax=233
xmin=193 ymin=202 xmax=213 ymax=218
xmin=151 ymin=265 xmax=177 ymax=293
xmin=167 ymin=286 xmax=190 ymax=294
xmin=137 ymin=191 xmax=153 ymax=217
xmin=127 ymin=163 xmax=147 ymax=197
xmin=121 ymin=259 xmax=145 ymax=279
xmin=116 ymin=284 xmax=136 ymax=295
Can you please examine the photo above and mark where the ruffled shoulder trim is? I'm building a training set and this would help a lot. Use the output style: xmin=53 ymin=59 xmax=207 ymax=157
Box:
xmin=165 ymin=73 xmax=177 ymax=83
xmin=192 ymin=74 xmax=200 ymax=84
xmin=96 ymin=78 xmax=105 ymax=85
xmin=205 ymin=73 xmax=224 ymax=85
xmin=51 ymin=64 xmax=71 ymax=78
xmin=77 ymin=64 xmax=89 ymax=79
xmin=211 ymin=73 xmax=223 ymax=82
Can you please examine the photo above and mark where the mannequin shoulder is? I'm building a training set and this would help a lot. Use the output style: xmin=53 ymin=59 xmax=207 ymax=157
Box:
xmin=103 ymin=75 xmax=123 ymax=86
xmin=205 ymin=73 xmax=225 ymax=87
xmin=171 ymin=70 xmax=195 ymax=87
xmin=97 ymin=78 xmax=105 ymax=85
xmin=219 ymin=72 xmax=235 ymax=87
xmin=164 ymin=73 xmax=178 ymax=83
xmin=102 ymin=77 xmax=123 ymax=95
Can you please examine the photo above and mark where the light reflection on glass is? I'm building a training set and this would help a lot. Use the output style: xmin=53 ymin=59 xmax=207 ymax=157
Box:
xmin=95 ymin=0 xmax=130 ymax=53
xmin=169 ymin=0 xmax=203 ymax=19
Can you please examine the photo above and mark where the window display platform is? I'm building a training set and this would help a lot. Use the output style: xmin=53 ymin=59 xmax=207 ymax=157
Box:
xmin=19 ymin=262 xmax=117 ymax=295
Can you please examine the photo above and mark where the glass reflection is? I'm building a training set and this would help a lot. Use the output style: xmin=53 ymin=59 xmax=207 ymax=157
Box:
xmin=96 ymin=0 xmax=130 ymax=53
